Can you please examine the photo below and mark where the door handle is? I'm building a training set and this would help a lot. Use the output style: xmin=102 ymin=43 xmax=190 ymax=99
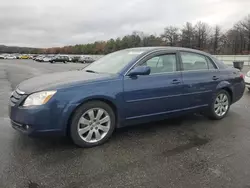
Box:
xmin=171 ymin=79 xmax=181 ymax=84
xmin=212 ymin=76 xmax=219 ymax=80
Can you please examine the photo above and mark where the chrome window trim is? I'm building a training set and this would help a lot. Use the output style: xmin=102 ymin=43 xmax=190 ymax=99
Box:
xmin=124 ymin=70 xmax=181 ymax=80
xmin=180 ymin=69 xmax=219 ymax=73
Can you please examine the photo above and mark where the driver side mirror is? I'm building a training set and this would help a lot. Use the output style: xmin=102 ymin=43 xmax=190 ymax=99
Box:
xmin=127 ymin=66 xmax=151 ymax=77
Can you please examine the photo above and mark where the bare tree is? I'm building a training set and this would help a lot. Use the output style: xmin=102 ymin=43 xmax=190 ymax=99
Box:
xmin=194 ymin=22 xmax=211 ymax=50
xmin=213 ymin=25 xmax=220 ymax=54
xmin=161 ymin=26 xmax=179 ymax=46
xmin=181 ymin=22 xmax=195 ymax=48
xmin=239 ymin=14 xmax=250 ymax=52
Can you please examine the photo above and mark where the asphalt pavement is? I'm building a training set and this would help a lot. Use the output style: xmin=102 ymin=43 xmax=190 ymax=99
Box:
xmin=1 ymin=60 xmax=250 ymax=188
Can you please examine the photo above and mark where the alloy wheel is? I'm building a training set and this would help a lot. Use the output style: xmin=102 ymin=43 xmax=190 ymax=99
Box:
xmin=77 ymin=108 xmax=111 ymax=143
xmin=214 ymin=93 xmax=229 ymax=117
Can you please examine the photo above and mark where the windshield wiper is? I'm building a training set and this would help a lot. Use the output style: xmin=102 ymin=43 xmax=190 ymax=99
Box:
xmin=85 ymin=70 xmax=97 ymax=73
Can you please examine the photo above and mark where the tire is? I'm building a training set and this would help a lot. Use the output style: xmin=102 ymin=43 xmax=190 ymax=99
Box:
xmin=70 ymin=101 xmax=116 ymax=148
xmin=248 ymin=88 xmax=250 ymax=92
xmin=207 ymin=90 xmax=231 ymax=120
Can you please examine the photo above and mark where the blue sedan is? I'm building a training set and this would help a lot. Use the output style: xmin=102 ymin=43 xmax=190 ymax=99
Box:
xmin=9 ymin=47 xmax=245 ymax=147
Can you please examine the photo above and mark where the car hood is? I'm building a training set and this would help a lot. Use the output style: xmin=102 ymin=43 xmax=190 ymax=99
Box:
xmin=18 ymin=70 xmax=115 ymax=94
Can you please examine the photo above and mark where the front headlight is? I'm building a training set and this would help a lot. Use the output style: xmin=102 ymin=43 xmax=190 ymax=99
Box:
xmin=23 ymin=91 xmax=57 ymax=107
xmin=247 ymin=71 xmax=250 ymax=77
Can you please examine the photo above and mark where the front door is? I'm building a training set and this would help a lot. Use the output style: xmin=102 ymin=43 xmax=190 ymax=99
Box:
xmin=123 ymin=51 xmax=184 ymax=121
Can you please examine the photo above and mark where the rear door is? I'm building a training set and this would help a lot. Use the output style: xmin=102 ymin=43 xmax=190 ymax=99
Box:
xmin=123 ymin=51 xmax=184 ymax=121
xmin=179 ymin=51 xmax=220 ymax=109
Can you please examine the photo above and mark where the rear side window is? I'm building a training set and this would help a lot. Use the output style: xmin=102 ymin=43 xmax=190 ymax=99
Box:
xmin=180 ymin=52 xmax=216 ymax=71
xmin=206 ymin=57 xmax=216 ymax=69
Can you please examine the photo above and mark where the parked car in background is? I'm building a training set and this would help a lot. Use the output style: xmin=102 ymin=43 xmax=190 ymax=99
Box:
xmin=79 ymin=56 xmax=95 ymax=63
xmin=34 ymin=55 xmax=45 ymax=62
xmin=0 ymin=55 xmax=5 ymax=59
xmin=244 ymin=70 xmax=250 ymax=91
xmin=9 ymin=47 xmax=245 ymax=148
xmin=42 ymin=55 xmax=54 ymax=62
xmin=49 ymin=55 xmax=70 ymax=63
xmin=4 ymin=55 xmax=16 ymax=59
xmin=20 ymin=55 xmax=29 ymax=59
xmin=71 ymin=56 xmax=81 ymax=63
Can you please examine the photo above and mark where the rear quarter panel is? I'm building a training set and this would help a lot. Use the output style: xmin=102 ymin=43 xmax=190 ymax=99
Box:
xmin=217 ymin=68 xmax=245 ymax=103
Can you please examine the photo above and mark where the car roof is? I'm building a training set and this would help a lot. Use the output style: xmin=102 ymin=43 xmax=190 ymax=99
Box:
xmin=123 ymin=46 xmax=212 ymax=56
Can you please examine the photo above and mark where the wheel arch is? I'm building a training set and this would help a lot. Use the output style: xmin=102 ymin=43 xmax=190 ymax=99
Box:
xmin=216 ymin=81 xmax=233 ymax=103
xmin=66 ymin=97 xmax=118 ymax=136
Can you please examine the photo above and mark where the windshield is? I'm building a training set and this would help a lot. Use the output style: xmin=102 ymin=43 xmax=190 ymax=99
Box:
xmin=83 ymin=49 xmax=145 ymax=74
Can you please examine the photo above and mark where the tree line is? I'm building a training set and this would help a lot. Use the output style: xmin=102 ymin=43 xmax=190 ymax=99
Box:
xmin=0 ymin=45 xmax=41 ymax=54
xmin=1 ymin=14 xmax=250 ymax=55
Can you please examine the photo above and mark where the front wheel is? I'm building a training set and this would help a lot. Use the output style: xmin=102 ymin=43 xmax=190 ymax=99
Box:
xmin=70 ymin=101 xmax=116 ymax=148
xmin=207 ymin=90 xmax=231 ymax=120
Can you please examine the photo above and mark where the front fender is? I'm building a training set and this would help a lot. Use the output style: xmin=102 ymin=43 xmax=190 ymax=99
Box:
xmin=59 ymin=95 xmax=120 ymax=134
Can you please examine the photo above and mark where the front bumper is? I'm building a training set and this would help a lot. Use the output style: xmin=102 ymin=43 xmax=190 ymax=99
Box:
xmin=8 ymin=92 xmax=81 ymax=136
xmin=8 ymin=88 xmax=81 ymax=136
xmin=11 ymin=120 xmax=33 ymax=134
xmin=9 ymin=103 xmax=64 ymax=135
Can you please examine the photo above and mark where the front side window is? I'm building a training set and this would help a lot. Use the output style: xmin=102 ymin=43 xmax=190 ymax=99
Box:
xmin=139 ymin=54 xmax=177 ymax=74
xmin=180 ymin=52 xmax=216 ymax=71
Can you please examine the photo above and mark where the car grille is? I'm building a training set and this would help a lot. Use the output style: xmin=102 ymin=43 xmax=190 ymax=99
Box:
xmin=10 ymin=89 xmax=25 ymax=106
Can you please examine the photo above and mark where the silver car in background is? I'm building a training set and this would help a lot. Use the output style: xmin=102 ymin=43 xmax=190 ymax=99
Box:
xmin=42 ymin=55 xmax=54 ymax=62
xmin=78 ymin=56 xmax=95 ymax=63
xmin=245 ymin=70 xmax=250 ymax=91
xmin=5 ymin=55 xmax=16 ymax=59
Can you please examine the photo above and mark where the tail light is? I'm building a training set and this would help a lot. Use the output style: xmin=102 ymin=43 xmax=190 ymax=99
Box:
xmin=240 ymin=73 xmax=244 ymax=79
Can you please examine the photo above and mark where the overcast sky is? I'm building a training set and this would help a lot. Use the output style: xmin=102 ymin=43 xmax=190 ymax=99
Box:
xmin=0 ymin=0 xmax=249 ymax=48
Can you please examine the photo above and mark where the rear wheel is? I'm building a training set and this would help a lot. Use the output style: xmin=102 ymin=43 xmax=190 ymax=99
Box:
xmin=207 ymin=90 xmax=231 ymax=120
xmin=70 ymin=101 xmax=116 ymax=147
